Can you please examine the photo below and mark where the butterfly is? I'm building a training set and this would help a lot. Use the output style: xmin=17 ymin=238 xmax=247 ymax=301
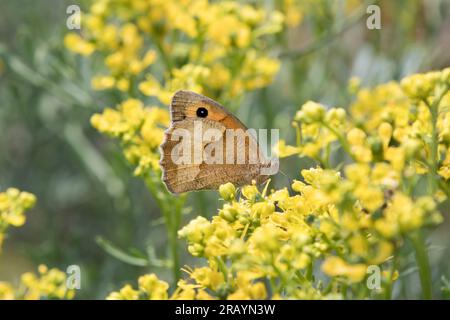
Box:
xmin=159 ymin=90 xmax=277 ymax=194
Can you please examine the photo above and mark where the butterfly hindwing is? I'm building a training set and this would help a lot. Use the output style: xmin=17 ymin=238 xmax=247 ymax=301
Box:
xmin=160 ymin=90 xmax=269 ymax=194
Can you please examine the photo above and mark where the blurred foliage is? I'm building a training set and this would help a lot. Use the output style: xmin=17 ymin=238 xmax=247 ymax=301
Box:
xmin=0 ymin=0 xmax=449 ymax=299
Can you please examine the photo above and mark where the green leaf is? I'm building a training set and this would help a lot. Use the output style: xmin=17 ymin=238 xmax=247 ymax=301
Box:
xmin=96 ymin=236 xmax=148 ymax=267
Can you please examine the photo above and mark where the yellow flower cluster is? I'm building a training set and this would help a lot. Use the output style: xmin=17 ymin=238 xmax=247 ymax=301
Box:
xmin=0 ymin=265 xmax=75 ymax=300
xmin=278 ymin=69 xmax=450 ymax=184
xmin=91 ymin=99 xmax=169 ymax=175
xmin=280 ymin=0 xmax=304 ymax=27
xmin=66 ymin=0 xmax=286 ymax=177
xmin=108 ymin=69 xmax=449 ymax=299
xmin=65 ymin=0 xmax=283 ymax=102
xmin=0 ymin=189 xmax=75 ymax=300
xmin=107 ymin=273 xmax=169 ymax=300
xmin=0 ymin=188 xmax=36 ymax=250
xmin=108 ymin=167 xmax=439 ymax=299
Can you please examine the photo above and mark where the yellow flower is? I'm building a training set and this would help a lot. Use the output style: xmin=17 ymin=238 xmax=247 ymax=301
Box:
xmin=274 ymin=140 xmax=301 ymax=158
xmin=18 ymin=267 xmax=74 ymax=300
xmin=208 ymin=64 xmax=231 ymax=89
xmin=368 ymin=241 xmax=393 ymax=265
xmin=91 ymin=76 xmax=115 ymax=90
xmin=64 ymin=33 xmax=95 ymax=56
xmin=138 ymin=274 xmax=169 ymax=299
xmin=228 ymin=272 xmax=267 ymax=300
xmin=241 ymin=185 xmax=259 ymax=201
xmin=347 ymin=128 xmax=366 ymax=146
xmin=252 ymin=201 xmax=275 ymax=220
xmin=219 ymin=183 xmax=236 ymax=201
xmin=378 ymin=122 xmax=393 ymax=148
xmin=295 ymin=101 xmax=326 ymax=124
xmin=322 ymin=256 xmax=366 ymax=283
xmin=325 ymin=107 xmax=347 ymax=125
xmin=190 ymin=267 xmax=224 ymax=291
xmin=348 ymin=76 xmax=361 ymax=94
xmin=0 ymin=188 xmax=36 ymax=229
xmin=384 ymin=147 xmax=405 ymax=172
xmin=138 ymin=75 xmax=161 ymax=97
xmin=250 ymin=224 xmax=282 ymax=252
xmin=107 ymin=284 xmax=139 ymax=300
xmin=282 ymin=0 xmax=304 ymax=27
xmin=0 ymin=282 xmax=14 ymax=300
xmin=401 ymin=72 xmax=440 ymax=100
xmin=91 ymin=100 xmax=169 ymax=175
xmin=348 ymin=235 xmax=368 ymax=257
xmin=116 ymin=78 xmax=130 ymax=92
xmin=374 ymin=219 xmax=398 ymax=239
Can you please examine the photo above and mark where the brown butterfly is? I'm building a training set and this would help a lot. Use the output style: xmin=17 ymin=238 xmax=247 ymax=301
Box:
xmin=160 ymin=90 xmax=276 ymax=194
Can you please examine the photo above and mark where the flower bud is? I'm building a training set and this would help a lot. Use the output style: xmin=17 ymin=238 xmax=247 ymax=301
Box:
xmin=347 ymin=128 xmax=367 ymax=146
xmin=295 ymin=101 xmax=325 ymax=123
xmin=368 ymin=136 xmax=383 ymax=161
xmin=347 ymin=76 xmax=361 ymax=94
xmin=219 ymin=204 xmax=238 ymax=222
xmin=291 ymin=180 xmax=305 ymax=193
xmin=325 ymin=107 xmax=346 ymax=123
xmin=378 ymin=122 xmax=392 ymax=147
xmin=403 ymin=138 xmax=421 ymax=159
xmin=188 ymin=243 xmax=204 ymax=257
xmin=219 ymin=182 xmax=236 ymax=201
xmin=252 ymin=201 xmax=275 ymax=219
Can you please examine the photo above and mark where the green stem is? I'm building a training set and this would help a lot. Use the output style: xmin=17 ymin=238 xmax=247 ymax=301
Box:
xmin=154 ymin=35 xmax=174 ymax=72
xmin=341 ymin=283 xmax=348 ymax=299
xmin=305 ymin=261 xmax=314 ymax=281
xmin=321 ymin=143 xmax=332 ymax=169
xmin=216 ymin=257 xmax=228 ymax=279
xmin=410 ymin=231 xmax=432 ymax=299
xmin=321 ymin=121 xmax=356 ymax=161
xmin=295 ymin=121 xmax=302 ymax=146
xmin=168 ymin=221 xmax=180 ymax=282
xmin=144 ymin=173 xmax=184 ymax=284
xmin=424 ymin=85 xmax=448 ymax=194
xmin=269 ymin=277 xmax=277 ymax=298
xmin=170 ymin=195 xmax=185 ymax=282
xmin=384 ymin=255 xmax=396 ymax=300
xmin=428 ymin=102 xmax=439 ymax=194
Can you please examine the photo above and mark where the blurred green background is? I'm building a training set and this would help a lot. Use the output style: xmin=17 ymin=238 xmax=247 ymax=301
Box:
xmin=0 ymin=0 xmax=449 ymax=298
